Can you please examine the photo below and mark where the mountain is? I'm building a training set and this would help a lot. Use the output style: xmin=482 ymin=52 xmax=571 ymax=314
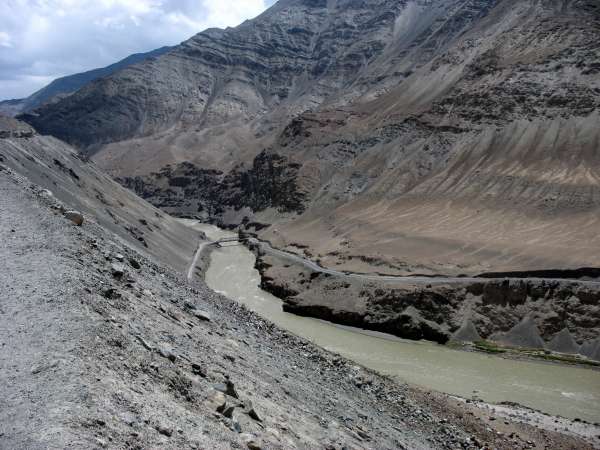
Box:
xmin=21 ymin=0 xmax=600 ymax=276
xmin=0 ymin=46 xmax=171 ymax=116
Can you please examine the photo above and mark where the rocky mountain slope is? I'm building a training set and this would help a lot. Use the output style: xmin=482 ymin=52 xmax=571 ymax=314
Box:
xmin=0 ymin=115 xmax=195 ymax=271
xmin=5 ymin=119 xmax=597 ymax=448
xmin=0 ymin=46 xmax=171 ymax=117
xmin=22 ymin=0 xmax=600 ymax=276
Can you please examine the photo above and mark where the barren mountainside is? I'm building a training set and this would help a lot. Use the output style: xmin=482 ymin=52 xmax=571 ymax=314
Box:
xmin=22 ymin=0 xmax=600 ymax=275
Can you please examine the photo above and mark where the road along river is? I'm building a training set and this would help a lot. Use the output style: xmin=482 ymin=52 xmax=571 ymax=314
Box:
xmin=187 ymin=222 xmax=600 ymax=423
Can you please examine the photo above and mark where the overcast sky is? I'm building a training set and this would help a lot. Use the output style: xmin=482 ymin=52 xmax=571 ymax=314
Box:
xmin=0 ymin=0 xmax=277 ymax=101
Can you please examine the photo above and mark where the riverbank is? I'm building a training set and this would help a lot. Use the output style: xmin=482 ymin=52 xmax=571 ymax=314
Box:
xmin=248 ymin=238 xmax=600 ymax=363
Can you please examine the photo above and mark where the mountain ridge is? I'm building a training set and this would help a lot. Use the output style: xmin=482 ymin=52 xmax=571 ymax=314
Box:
xmin=0 ymin=46 xmax=171 ymax=116
xmin=21 ymin=0 xmax=600 ymax=275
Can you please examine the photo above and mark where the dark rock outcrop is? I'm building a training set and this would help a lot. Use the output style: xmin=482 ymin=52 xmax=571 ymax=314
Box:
xmin=118 ymin=154 xmax=307 ymax=219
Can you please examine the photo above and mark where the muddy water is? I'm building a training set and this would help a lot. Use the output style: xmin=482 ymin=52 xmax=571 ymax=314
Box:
xmin=191 ymin=222 xmax=600 ymax=423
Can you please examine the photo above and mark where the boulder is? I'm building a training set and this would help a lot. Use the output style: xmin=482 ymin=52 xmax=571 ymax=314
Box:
xmin=547 ymin=328 xmax=579 ymax=354
xmin=214 ymin=379 xmax=239 ymax=399
xmin=156 ymin=425 xmax=173 ymax=437
xmin=217 ymin=401 xmax=235 ymax=418
xmin=194 ymin=310 xmax=211 ymax=322
xmin=243 ymin=400 xmax=262 ymax=422
xmin=111 ymin=263 xmax=125 ymax=278
xmin=191 ymin=362 xmax=207 ymax=377
xmin=64 ymin=210 xmax=84 ymax=226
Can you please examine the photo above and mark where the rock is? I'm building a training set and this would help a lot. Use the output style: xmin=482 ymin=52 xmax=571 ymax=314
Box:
xmin=129 ymin=258 xmax=141 ymax=269
xmin=224 ymin=406 xmax=235 ymax=418
xmin=156 ymin=425 xmax=173 ymax=437
xmin=111 ymin=263 xmax=125 ymax=278
xmin=103 ymin=288 xmax=120 ymax=299
xmin=194 ymin=310 xmax=211 ymax=321
xmin=356 ymin=428 xmax=371 ymax=440
xmin=158 ymin=345 xmax=177 ymax=362
xmin=214 ymin=379 xmax=240 ymax=399
xmin=244 ymin=400 xmax=262 ymax=422
xmin=547 ymin=328 xmax=580 ymax=354
xmin=451 ymin=319 xmax=482 ymax=343
xmin=115 ymin=253 xmax=125 ymax=262
xmin=191 ymin=363 xmax=207 ymax=377
xmin=205 ymin=391 xmax=226 ymax=411
xmin=40 ymin=189 xmax=53 ymax=198
xmin=31 ymin=360 xmax=59 ymax=374
xmin=135 ymin=335 xmax=153 ymax=351
xmin=216 ymin=401 xmax=236 ymax=418
xmin=247 ymin=441 xmax=262 ymax=450
xmin=225 ymin=379 xmax=240 ymax=399
xmin=64 ymin=210 xmax=84 ymax=226
xmin=231 ymin=419 xmax=242 ymax=433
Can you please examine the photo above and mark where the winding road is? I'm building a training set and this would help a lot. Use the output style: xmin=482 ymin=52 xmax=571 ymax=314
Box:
xmin=255 ymin=239 xmax=600 ymax=287
xmin=186 ymin=233 xmax=600 ymax=289
xmin=186 ymin=241 xmax=208 ymax=281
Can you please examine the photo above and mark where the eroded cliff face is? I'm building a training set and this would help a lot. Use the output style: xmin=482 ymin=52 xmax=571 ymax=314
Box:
xmin=22 ymin=0 xmax=600 ymax=274
xmin=118 ymin=152 xmax=307 ymax=221
xmin=255 ymin=249 xmax=600 ymax=346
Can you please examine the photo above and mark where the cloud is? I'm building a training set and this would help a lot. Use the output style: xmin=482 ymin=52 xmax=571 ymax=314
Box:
xmin=0 ymin=0 xmax=277 ymax=100
xmin=0 ymin=31 xmax=11 ymax=48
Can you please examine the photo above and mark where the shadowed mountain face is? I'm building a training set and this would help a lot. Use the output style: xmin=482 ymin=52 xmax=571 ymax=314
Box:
xmin=22 ymin=0 xmax=600 ymax=275
xmin=0 ymin=47 xmax=171 ymax=117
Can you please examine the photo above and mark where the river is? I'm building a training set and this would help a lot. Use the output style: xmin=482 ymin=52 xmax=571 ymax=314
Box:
xmin=188 ymin=222 xmax=600 ymax=423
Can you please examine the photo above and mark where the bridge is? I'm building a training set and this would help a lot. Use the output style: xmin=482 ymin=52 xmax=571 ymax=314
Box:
xmin=209 ymin=236 xmax=253 ymax=248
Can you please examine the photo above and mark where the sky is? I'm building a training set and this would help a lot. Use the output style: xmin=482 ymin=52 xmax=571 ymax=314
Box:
xmin=0 ymin=0 xmax=277 ymax=101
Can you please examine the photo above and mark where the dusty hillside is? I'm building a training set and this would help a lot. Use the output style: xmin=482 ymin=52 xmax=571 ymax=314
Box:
xmin=21 ymin=0 xmax=600 ymax=274
xmin=0 ymin=115 xmax=196 ymax=272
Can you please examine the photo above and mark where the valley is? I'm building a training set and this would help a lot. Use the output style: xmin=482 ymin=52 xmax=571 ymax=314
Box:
xmin=3 ymin=115 xmax=597 ymax=448
xmin=2 ymin=0 xmax=600 ymax=447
